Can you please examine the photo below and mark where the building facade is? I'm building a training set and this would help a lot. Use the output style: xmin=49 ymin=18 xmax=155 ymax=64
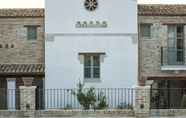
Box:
xmin=45 ymin=0 xmax=138 ymax=89
xmin=45 ymin=0 xmax=138 ymax=108
xmin=138 ymin=5 xmax=186 ymax=108
xmin=0 ymin=9 xmax=45 ymax=109
xmin=1 ymin=4 xmax=186 ymax=110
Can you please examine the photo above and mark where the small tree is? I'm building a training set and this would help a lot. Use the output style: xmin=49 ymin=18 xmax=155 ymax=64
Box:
xmin=181 ymin=95 xmax=186 ymax=108
xmin=73 ymin=81 xmax=108 ymax=110
xmin=73 ymin=82 xmax=96 ymax=110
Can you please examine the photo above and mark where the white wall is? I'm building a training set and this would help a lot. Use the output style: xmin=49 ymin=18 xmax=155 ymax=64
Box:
xmin=45 ymin=0 xmax=137 ymax=34
xmin=45 ymin=36 xmax=137 ymax=89
xmin=45 ymin=0 xmax=138 ymax=89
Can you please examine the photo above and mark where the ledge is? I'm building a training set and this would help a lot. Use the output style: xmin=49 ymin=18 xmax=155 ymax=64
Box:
xmin=161 ymin=65 xmax=186 ymax=71
xmin=0 ymin=109 xmax=134 ymax=117
xmin=84 ymin=78 xmax=101 ymax=83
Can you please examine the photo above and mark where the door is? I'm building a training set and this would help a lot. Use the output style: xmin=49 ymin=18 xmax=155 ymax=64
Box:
xmin=0 ymin=78 xmax=7 ymax=109
xmin=7 ymin=78 xmax=16 ymax=110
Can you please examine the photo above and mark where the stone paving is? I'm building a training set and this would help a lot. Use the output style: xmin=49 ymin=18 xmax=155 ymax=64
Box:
xmin=3 ymin=115 xmax=186 ymax=118
xmin=2 ymin=115 xmax=186 ymax=118
xmin=41 ymin=117 xmax=185 ymax=118
xmin=153 ymin=116 xmax=186 ymax=118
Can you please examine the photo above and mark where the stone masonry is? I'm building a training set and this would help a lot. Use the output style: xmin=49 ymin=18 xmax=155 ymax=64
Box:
xmin=138 ymin=15 xmax=186 ymax=81
xmin=19 ymin=86 xmax=36 ymax=110
xmin=0 ymin=16 xmax=44 ymax=64
xmin=0 ymin=9 xmax=45 ymax=110
xmin=135 ymin=86 xmax=150 ymax=117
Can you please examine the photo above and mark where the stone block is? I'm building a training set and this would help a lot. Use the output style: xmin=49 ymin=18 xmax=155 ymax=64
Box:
xmin=134 ymin=86 xmax=150 ymax=117
xmin=19 ymin=86 xmax=36 ymax=111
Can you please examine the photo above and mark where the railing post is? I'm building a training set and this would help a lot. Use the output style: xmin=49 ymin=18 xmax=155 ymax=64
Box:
xmin=19 ymin=77 xmax=36 ymax=111
xmin=134 ymin=86 xmax=151 ymax=117
xmin=19 ymin=86 xmax=36 ymax=111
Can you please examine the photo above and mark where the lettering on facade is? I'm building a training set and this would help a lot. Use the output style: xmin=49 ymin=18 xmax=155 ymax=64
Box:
xmin=75 ymin=21 xmax=108 ymax=28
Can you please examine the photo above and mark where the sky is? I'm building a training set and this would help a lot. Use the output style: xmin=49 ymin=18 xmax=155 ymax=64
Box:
xmin=0 ymin=0 xmax=186 ymax=8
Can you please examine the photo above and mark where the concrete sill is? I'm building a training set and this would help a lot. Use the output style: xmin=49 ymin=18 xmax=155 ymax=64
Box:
xmin=161 ymin=65 xmax=186 ymax=71
xmin=84 ymin=78 xmax=101 ymax=83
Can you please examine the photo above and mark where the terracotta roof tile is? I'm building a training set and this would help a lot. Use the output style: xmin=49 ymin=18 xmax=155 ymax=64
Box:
xmin=0 ymin=9 xmax=44 ymax=17
xmin=138 ymin=4 xmax=186 ymax=16
xmin=0 ymin=64 xmax=44 ymax=75
xmin=1 ymin=5 xmax=186 ymax=17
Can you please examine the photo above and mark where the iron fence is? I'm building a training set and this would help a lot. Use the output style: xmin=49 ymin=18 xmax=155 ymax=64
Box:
xmin=37 ymin=88 xmax=134 ymax=110
xmin=0 ymin=88 xmax=134 ymax=110
xmin=151 ymin=88 xmax=186 ymax=109
xmin=2 ymin=88 xmax=186 ymax=110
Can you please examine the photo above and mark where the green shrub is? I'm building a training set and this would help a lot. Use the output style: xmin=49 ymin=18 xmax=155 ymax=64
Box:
xmin=96 ymin=92 xmax=108 ymax=109
xmin=73 ymin=81 xmax=107 ymax=110
xmin=73 ymin=82 xmax=96 ymax=110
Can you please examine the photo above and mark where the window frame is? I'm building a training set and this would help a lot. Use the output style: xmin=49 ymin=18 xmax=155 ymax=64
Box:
xmin=140 ymin=23 xmax=152 ymax=39
xmin=167 ymin=24 xmax=185 ymax=64
xmin=84 ymin=54 xmax=100 ymax=80
xmin=24 ymin=25 xmax=39 ymax=40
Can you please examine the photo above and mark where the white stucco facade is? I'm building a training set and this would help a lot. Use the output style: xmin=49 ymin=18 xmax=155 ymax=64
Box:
xmin=45 ymin=0 xmax=138 ymax=89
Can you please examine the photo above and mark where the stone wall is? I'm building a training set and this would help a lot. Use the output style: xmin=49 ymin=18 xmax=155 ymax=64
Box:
xmin=151 ymin=109 xmax=186 ymax=117
xmin=0 ymin=110 xmax=134 ymax=118
xmin=1 ymin=109 xmax=186 ymax=118
xmin=0 ymin=18 xmax=44 ymax=64
xmin=138 ymin=16 xmax=186 ymax=81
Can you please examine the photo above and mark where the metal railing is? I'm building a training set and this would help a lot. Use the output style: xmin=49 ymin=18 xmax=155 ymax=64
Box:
xmin=151 ymin=88 xmax=186 ymax=109
xmin=161 ymin=47 xmax=184 ymax=66
xmin=37 ymin=88 xmax=134 ymax=110
xmin=2 ymin=88 xmax=186 ymax=110
xmin=0 ymin=88 xmax=134 ymax=110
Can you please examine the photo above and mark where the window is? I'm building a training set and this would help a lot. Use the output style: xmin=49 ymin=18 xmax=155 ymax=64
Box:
xmin=11 ymin=44 xmax=14 ymax=48
xmin=140 ymin=24 xmax=151 ymax=38
xmin=27 ymin=26 xmax=37 ymax=40
xmin=84 ymin=55 xmax=100 ymax=79
xmin=167 ymin=25 xmax=184 ymax=64
xmin=5 ymin=44 xmax=8 ymax=48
